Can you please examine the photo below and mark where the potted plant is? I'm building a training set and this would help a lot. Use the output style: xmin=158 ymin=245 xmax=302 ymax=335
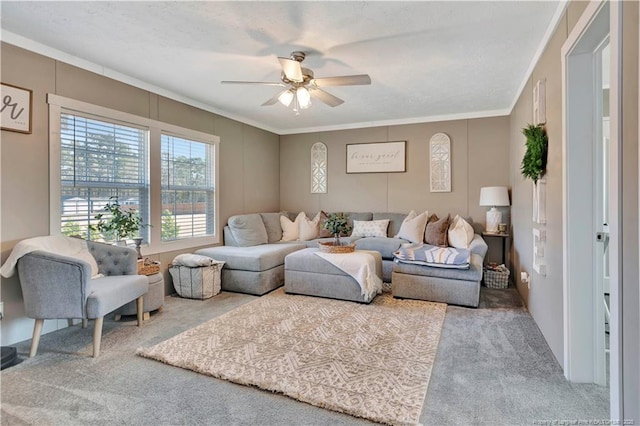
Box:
xmin=520 ymin=123 xmax=548 ymax=183
xmin=322 ymin=213 xmax=353 ymax=248
xmin=89 ymin=196 xmax=148 ymax=247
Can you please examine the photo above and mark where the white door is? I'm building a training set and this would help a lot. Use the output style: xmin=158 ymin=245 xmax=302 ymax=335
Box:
xmin=593 ymin=41 xmax=610 ymax=387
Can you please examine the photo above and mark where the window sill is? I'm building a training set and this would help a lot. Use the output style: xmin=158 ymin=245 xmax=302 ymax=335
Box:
xmin=144 ymin=235 xmax=220 ymax=256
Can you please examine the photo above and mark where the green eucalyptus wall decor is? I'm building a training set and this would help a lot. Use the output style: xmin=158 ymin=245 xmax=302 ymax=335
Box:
xmin=520 ymin=124 xmax=548 ymax=183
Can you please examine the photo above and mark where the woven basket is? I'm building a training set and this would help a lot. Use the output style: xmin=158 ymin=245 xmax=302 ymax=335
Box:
xmin=318 ymin=241 xmax=356 ymax=254
xmin=138 ymin=259 xmax=160 ymax=276
xmin=169 ymin=262 xmax=224 ymax=299
xmin=483 ymin=264 xmax=510 ymax=289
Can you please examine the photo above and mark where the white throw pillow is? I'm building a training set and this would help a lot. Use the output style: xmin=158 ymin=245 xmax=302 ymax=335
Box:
xmin=351 ymin=219 xmax=390 ymax=238
xmin=448 ymin=215 xmax=475 ymax=248
xmin=395 ymin=210 xmax=429 ymax=243
xmin=299 ymin=212 xmax=321 ymax=241
xmin=280 ymin=212 xmax=306 ymax=241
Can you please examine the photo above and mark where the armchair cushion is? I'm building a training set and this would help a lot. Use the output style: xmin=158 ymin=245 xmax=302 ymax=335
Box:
xmin=86 ymin=275 xmax=148 ymax=318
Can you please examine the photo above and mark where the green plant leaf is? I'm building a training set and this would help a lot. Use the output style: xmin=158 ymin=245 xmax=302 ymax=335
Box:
xmin=89 ymin=196 xmax=149 ymax=241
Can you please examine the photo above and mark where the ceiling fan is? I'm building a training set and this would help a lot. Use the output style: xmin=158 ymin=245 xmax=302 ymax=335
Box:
xmin=221 ymin=51 xmax=371 ymax=114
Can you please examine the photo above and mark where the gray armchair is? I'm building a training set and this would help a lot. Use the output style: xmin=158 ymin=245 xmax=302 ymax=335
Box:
xmin=16 ymin=239 xmax=148 ymax=358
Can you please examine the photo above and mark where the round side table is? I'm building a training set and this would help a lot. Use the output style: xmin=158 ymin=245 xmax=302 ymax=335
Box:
xmin=115 ymin=272 xmax=164 ymax=321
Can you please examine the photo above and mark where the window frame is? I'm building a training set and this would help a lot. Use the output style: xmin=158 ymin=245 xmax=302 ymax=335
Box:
xmin=48 ymin=94 xmax=220 ymax=254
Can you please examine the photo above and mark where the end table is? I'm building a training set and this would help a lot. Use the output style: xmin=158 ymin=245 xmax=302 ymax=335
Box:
xmin=482 ymin=231 xmax=509 ymax=266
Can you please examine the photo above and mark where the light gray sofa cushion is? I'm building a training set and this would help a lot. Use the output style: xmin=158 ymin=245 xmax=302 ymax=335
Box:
xmin=227 ymin=214 xmax=268 ymax=247
xmin=354 ymin=236 xmax=408 ymax=259
xmin=86 ymin=274 xmax=149 ymax=318
xmin=345 ymin=212 xmax=373 ymax=226
xmin=260 ymin=212 xmax=284 ymax=243
xmin=468 ymin=234 xmax=489 ymax=257
xmin=372 ymin=213 xmax=408 ymax=238
xmin=196 ymin=243 xmax=305 ymax=272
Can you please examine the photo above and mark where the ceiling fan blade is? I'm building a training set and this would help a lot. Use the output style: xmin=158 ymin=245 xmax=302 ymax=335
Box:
xmin=278 ymin=57 xmax=303 ymax=82
xmin=261 ymin=89 xmax=290 ymax=106
xmin=221 ymin=81 xmax=285 ymax=86
xmin=312 ymin=74 xmax=371 ymax=87
xmin=310 ymin=88 xmax=344 ymax=107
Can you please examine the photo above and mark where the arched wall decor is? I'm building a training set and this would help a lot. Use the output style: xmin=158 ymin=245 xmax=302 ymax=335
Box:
xmin=429 ymin=132 xmax=451 ymax=192
xmin=311 ymin=142 xmax=327 ymax=193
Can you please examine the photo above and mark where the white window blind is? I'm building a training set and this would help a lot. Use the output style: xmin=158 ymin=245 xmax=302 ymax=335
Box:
xmin=59 ymin=112 xmax=149 ymax=241
xmin=161 ymin=134 xmax=215 ymax=241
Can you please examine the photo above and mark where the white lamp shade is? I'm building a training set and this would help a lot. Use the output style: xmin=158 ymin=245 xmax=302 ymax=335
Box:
xmin=479 ymin=186 xmax=510 ymax=207
xmin=296 ymin=87 xmax=311 ymax=109
xmin=278 ymin=90 xmax=294 ymax=107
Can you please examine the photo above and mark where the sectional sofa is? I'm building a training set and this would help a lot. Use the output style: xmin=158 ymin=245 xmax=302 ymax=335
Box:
xmin=195 ymin=211 xmax=488 ymax=307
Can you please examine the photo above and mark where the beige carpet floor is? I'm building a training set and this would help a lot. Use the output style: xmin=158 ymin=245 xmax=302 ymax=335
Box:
xmin=137 ymin=288 xmax=446 ymax=426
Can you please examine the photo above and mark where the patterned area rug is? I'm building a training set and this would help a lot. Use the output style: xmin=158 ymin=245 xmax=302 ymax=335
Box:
xmin=137 ymin=289 xmax=446 ymax=425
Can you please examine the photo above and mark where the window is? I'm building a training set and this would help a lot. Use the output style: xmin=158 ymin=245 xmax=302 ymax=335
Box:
xmin=60 ymin=113 xmax=149 ymax=241
xmin=161 ymin=134 xmax=215 ymax=241
xmin=49 ymin=95 xmax=220 ymax=253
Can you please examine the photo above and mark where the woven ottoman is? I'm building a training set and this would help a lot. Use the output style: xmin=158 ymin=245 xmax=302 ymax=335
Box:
xmin=284 ymin=248 xmax=382 ymax=303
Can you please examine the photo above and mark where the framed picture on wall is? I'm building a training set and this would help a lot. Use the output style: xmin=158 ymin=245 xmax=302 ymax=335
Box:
xmin=346 ymin=141 xmax=406 ymax=173
xmin=1 ymin=83 xmax=33 ymax=134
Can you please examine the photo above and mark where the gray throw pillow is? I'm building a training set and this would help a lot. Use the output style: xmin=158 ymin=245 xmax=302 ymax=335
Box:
xmin=259 ymin=212 xmax=284 ymax=243
xmin=424 ymin=214 xmax=450 ymax=247
xmin=228 ymin=214 xmax=268 ymax=247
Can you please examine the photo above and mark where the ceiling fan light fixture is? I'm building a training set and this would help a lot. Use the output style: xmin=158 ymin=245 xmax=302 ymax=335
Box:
xmin=278 ymin=89 xmax=294 ymax=107
xmin=296 ymin=87 xmax=311 ymax=109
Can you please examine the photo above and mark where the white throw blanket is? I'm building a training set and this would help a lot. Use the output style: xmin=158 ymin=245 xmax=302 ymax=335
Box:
xmin=0 ymin=235 xmax=100 ymax=278
xmin=314 ymin=251 xmax=382 ymax=300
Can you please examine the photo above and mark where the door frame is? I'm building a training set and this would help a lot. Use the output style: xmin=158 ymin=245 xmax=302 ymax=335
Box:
xmin=561 ymin=0 xmax=622 ymax=418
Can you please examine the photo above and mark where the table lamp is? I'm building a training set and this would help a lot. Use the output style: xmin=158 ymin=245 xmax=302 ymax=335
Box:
xmin=479 ymin=186 xmax=510 ymax=233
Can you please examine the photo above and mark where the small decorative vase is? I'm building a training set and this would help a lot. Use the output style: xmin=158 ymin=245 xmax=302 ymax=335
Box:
xmin=133 ymin=238 xmax=143 ymax=259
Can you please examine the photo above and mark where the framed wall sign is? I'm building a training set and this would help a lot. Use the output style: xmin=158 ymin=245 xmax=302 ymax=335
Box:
xmin=346 ymin=141 xmax=406 ymax=173
xmin=1 ymin=83 xmax=33 ymax=134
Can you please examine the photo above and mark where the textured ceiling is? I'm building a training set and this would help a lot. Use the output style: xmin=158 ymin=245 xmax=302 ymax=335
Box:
xmin=1 ymin=1 xmax=562 ymax=134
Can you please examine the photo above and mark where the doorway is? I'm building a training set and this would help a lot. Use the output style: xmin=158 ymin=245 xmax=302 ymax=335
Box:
xmin=562 ymin=0 xmax=621 ymax=417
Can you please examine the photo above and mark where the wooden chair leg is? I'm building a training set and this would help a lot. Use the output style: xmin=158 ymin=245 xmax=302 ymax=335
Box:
xmin=136 ymin=296 xmax=144 ymax=326
xmin=29 ymin=319 xmax=44 ymax=358
xmin=92 ymin=317 xmax=104 ymax=358
xmin=82 ymin=319 xmax=89 ymax=328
